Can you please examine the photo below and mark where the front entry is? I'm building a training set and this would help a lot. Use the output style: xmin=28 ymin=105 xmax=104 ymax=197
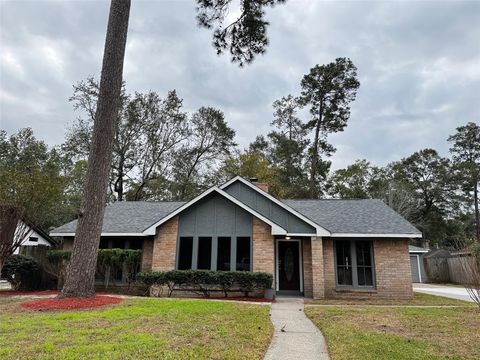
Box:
xmin=277 ymin=240 xmax=302 ymax=293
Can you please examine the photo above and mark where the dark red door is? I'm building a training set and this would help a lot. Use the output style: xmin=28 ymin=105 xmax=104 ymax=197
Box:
xmin=278 ymin=241 xmax=300 ymax=291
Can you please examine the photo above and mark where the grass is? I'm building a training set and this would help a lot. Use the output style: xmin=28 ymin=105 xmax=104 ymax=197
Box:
xmin=305 ymin=294 xmax=479 ymax=360
xmin=0 ymin=297 xmax=273 ymax=360
xmin=307 ymin=292 xmax=474 ymax=306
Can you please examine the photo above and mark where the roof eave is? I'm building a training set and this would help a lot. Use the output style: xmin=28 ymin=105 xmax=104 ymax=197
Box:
xmin=330 ymin=233 xmax=422 ymax=238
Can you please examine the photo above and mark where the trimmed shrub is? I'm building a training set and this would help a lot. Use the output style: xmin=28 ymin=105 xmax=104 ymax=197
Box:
xmin=1 ymin=254 xmax=41 ymax=290
xmin=137 ymin=270 xmax=273 ymax=298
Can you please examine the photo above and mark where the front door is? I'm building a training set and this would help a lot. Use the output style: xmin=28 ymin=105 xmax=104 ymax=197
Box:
xmin=277 ymin=241 xmax=301 ymax=292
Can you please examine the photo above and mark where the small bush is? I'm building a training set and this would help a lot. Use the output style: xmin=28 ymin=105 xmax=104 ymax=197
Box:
xmin=137 ymin=270 xmax=273 ymax=298
xmin=1 ymin=254 xmax=41 ymax=290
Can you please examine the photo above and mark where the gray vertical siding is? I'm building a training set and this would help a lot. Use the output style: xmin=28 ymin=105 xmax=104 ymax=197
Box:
xmin=177 ymin=193 xmax=253 ymax=271
xmin=224 ymin=181 xmax=316 ymax=234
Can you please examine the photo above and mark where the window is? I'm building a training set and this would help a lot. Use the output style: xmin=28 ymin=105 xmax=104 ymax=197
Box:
xmin=197 ymin=237 xmax=212 ymax=270
xmin=217 ymin=237 xmax=231 ymax=271
xmin=356 ymin=241 xmax=374 ymax=286
xmin=178 ymin=237 xmax=193 ymax=270
xmin=335 ymin=240 xmax=375 ymax=288
xmin=29 ymin=236 xmax=38 ymax=243
xmin=335 ymin=240 xmax=353 ymax=286
xmin=176 ymin=235 xmax=252 ymax=272
xmin=236 ymin=237 xmax=251 ymax=271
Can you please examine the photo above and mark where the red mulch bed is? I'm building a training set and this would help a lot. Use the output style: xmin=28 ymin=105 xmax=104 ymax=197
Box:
xmin=0 ymin=290 xmax=59 ymax=297
xmin=20 ymin=295 xmax=123 ymax=311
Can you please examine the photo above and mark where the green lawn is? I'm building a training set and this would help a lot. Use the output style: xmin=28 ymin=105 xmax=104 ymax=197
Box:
xmin=305 ymin=294 xmax=479 ymax=360
xmin=0 ymin=297 xmax=273 ymax=360
xmin=307 ymin=292 xmax=473 ymax=306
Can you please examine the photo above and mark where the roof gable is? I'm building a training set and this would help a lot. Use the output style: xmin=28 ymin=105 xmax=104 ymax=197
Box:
xmin=142 ymin=187 xmax=287 ymax=236
xmin=220 ymin=176 xmax=330 ymax=236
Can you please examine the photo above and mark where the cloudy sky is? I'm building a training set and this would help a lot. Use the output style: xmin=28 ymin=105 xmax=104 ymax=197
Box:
xmin=1 ymin=0 xmax=479 ymax=169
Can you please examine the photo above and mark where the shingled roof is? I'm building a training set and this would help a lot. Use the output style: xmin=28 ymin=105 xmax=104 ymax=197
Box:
xmin=51 ymin=196 xmax=421 ymax=237
xmin=51 ymin=201 xmax=185 ymax=235
xmin=282 ymin=199 xmax=421 ymax=236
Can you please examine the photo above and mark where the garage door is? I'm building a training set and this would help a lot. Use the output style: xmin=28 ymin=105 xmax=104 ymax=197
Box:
xmin=410 ymin=255 xmax=420 ymax=283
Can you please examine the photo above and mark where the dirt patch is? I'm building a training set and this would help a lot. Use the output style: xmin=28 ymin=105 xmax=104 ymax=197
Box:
xmin=20 ymin=295 xmax=123 ymax=311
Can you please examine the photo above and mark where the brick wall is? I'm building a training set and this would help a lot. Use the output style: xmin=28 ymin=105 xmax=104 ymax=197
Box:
xmin=252 ymin=217 xmax=275 ymax=285
xmin=303 ymin=238 xmax=313 ymax=298
xmin=151 ymin=217 xmax=178 ymax=271
xmin=141 ymin=238 xmax=154 ymax=272
xmin=373 ymin=239 xmax=413 ymax=299
xmin=323 ymin=238 xmax=413 ymax=299
xmin=311 ymin=237 xmax=325 ymax=299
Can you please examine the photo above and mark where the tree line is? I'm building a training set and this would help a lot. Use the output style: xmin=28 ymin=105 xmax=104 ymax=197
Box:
xmin=1 ymin=58 xmax=478 ymax=276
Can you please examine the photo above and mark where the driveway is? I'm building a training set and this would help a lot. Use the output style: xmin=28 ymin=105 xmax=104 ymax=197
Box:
xmin=413 ymin=283 xmax=473 ymax=302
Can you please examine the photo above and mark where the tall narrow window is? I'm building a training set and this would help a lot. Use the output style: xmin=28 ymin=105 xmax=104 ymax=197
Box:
xmin=236 ymin=237 xmax=251 ymax=271
xmin=356 ymin=241 xmax=374 ymax=286
xmin=335 ymin=241 xmax=353 ymax=286
xmin=197 ymin=237 xmax=212 ymax=270
xmin=217 ymin=237 xmax=231 ymax=271
xmin=178 ymin=237 xmax=193 ymax=270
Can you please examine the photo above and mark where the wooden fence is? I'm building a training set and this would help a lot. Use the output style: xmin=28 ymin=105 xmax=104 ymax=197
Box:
xmin=424 ymin=255 xmax=479 ymax=284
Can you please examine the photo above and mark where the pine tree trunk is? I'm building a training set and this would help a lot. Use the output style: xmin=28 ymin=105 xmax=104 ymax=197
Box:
xmin=474 ymin=178 xmax=479 ymax=242
xmin=60 ymin=0 xmax=131 ymax=298
xmin=309 ymin=100 xmax=323 ymax=198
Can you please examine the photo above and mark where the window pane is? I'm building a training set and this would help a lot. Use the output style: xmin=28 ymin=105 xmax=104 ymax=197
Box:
xmin=357 ymin=267 xmax=373 ymax=286
xmin=217 ymin=237 xmax=231 ymax=271
xmin=335 ymin=241 xmax=353 ymax=286
xmin=197 ymin=237 xmax=212 ymax=270
xmin=356 ymin=241 xmax=372 ymax=266
xmin=178 ymin=237 xmax=193 ymax=270
xmin=236 ymin=237 xmax=251 ymax=271
xmin=336 ymin=241 xmax=350 ymax=266
xmin=356 ymin=240 xmax=374 ymax=286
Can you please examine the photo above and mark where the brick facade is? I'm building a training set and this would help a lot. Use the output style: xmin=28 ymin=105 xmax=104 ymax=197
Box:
xmin=141 ymin=238 xmax=154 ymax=272
xmin=302 ymin=238 xmax=313 ymax=298
xmin=311 ymin=237 xmax=325 ymax=299
xmin=322 ymin=238 xmax=413 ymax=299
xmin=252 ymin=217 xmax=275 ymax=285
xmin=151 ymin=217 xmax=179 ymax=271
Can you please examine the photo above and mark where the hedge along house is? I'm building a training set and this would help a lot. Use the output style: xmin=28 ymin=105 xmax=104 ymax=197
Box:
xmin=50 ymin=176 xmax=422 ymax=299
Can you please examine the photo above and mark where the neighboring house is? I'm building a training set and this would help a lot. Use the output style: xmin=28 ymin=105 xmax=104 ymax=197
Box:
xmin=409 ymin=245 xmax=429 ymax=283
xmin=13 ymin=221 xmax=56 ymax=254
xmin=51 ymin=176 xmax=422 ymax=299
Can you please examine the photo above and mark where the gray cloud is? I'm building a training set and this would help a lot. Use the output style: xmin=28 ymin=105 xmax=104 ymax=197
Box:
xmin=1 ymin=0 xmax=479 ymax=169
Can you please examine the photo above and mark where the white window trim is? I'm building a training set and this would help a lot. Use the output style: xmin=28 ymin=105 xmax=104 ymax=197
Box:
xmin=220 ymin=176 xmax=331 ymax=237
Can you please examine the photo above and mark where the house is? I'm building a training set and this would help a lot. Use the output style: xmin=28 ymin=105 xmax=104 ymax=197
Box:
xmin=50 ymin=176 xmax=422 ymax=299
xmin=14 ymin=220 xmax=56 ymax=254
xmin=409 ymin=245 xmax=429 ymax=283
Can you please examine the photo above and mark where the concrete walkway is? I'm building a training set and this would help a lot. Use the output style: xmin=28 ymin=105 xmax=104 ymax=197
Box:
xmin=264 ymin=298 xmax=329 ymax=360
xmin=413 ymin=283 xmax=473 ymax=302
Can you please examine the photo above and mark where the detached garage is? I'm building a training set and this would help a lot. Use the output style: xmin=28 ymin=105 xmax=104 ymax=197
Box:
xmin=409 ymin=245 xmax=429 ymax=283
